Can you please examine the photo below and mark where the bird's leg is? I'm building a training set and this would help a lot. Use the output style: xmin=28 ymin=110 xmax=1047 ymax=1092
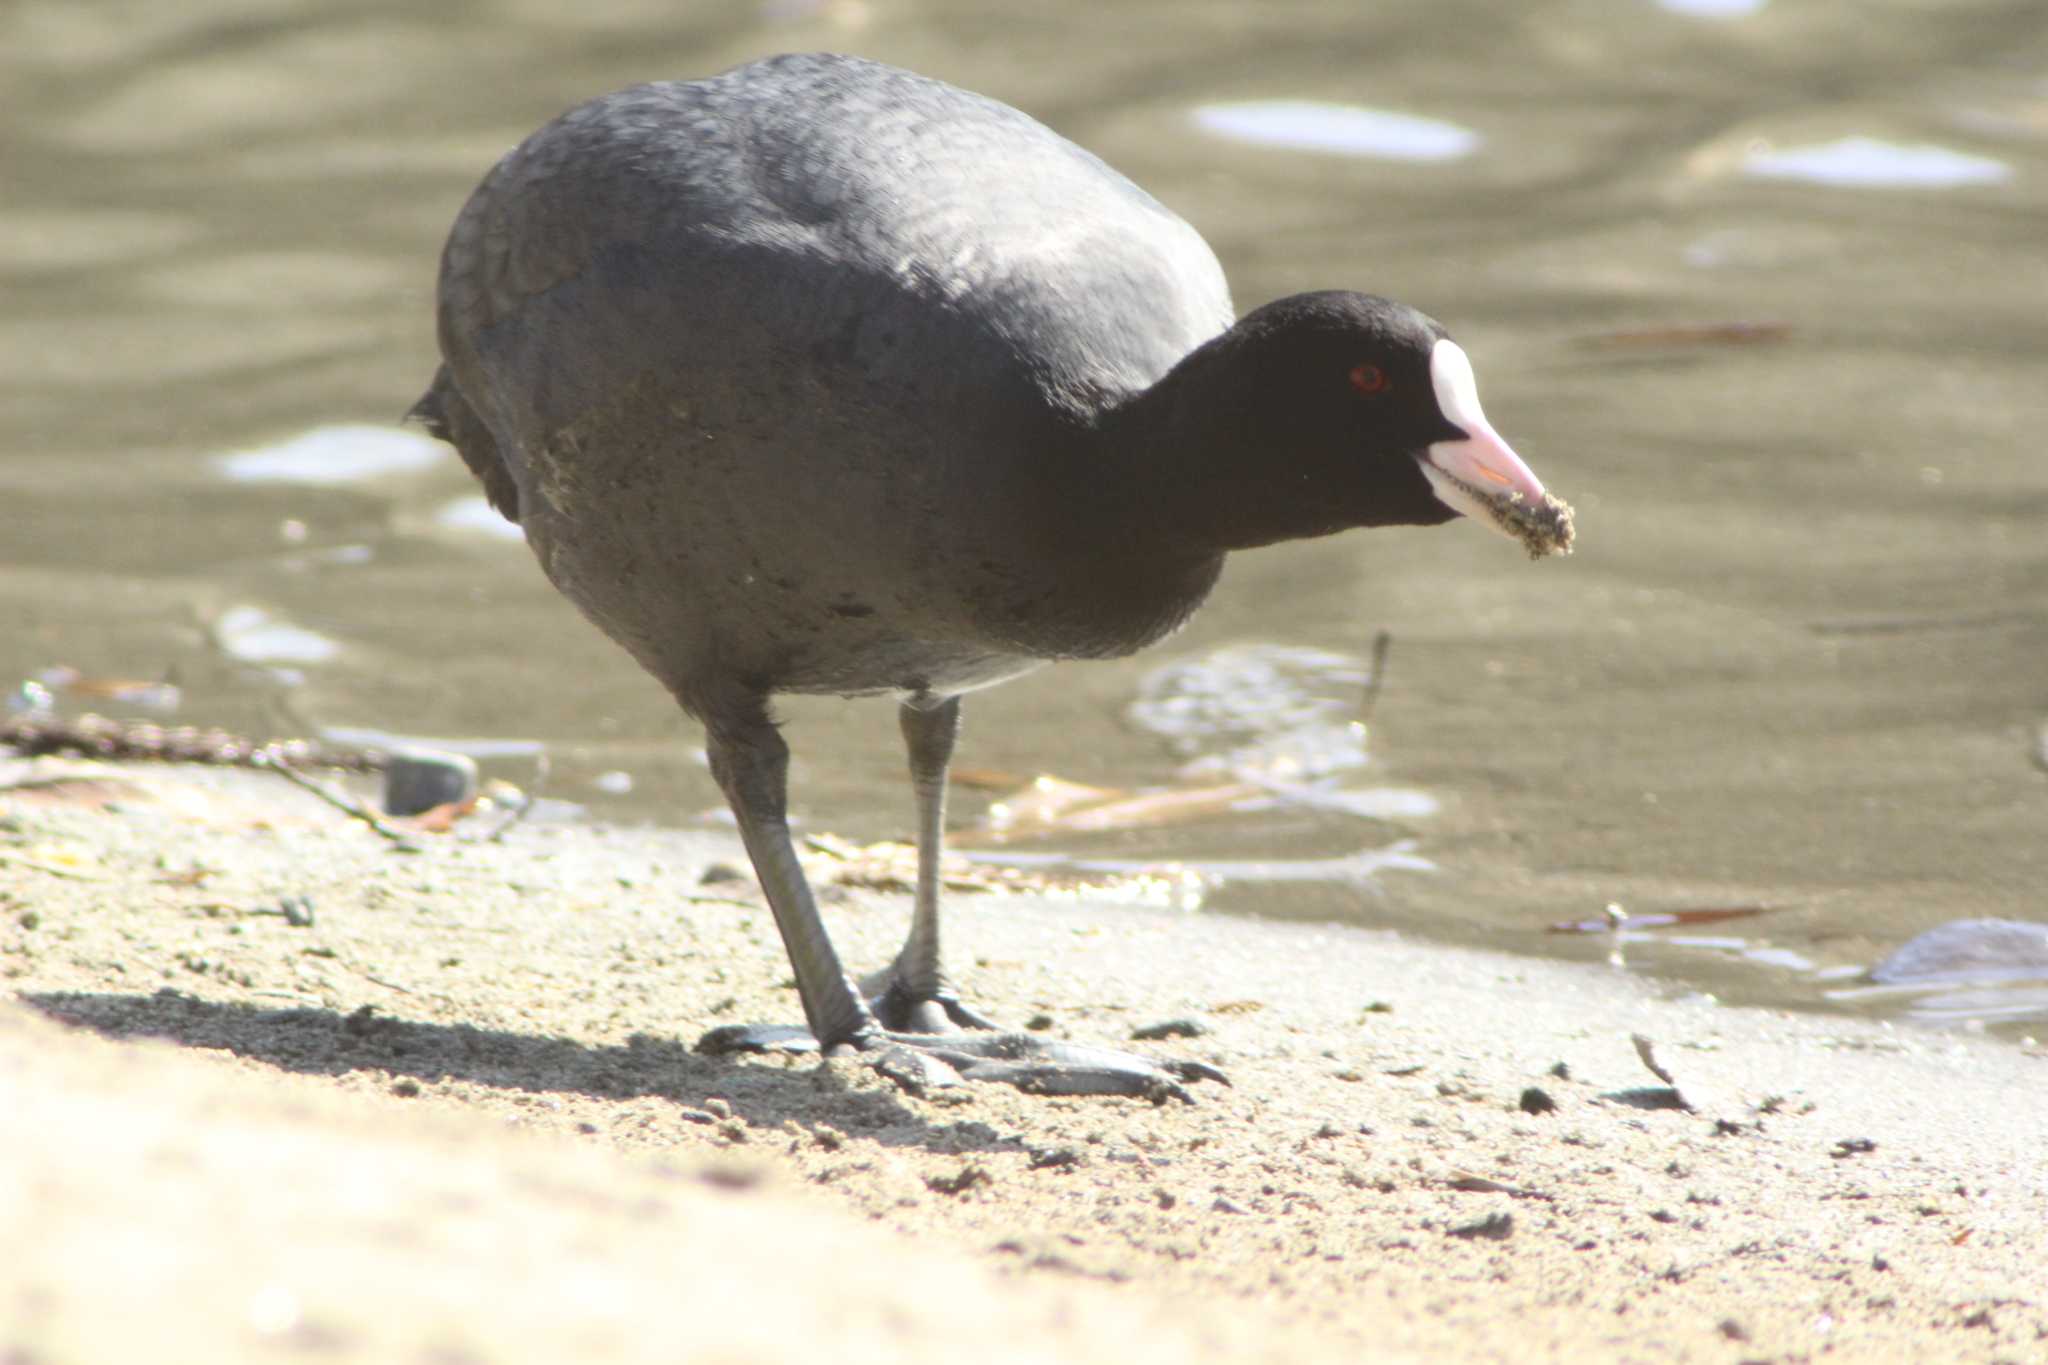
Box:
xmin=867 ymin=695 xmax=1000 ymax=1032
xmin=699 ymin=710 xmax=879 ymax=1053
xmin=861 ymin=694 xmax=1228 ymax=1097
xmin=693 ymin=702 xmax=1227 ymax=1101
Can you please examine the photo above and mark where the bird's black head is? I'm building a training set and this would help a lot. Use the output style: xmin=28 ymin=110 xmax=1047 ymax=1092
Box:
xmin=1143 ymin=290 xmax=1569 ymax=556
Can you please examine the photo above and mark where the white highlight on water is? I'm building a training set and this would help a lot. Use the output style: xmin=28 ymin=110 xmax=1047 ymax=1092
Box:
xmin=1743 ymin=136 xmax=2011 ymax=189
xmin=1193 ymin=101 xmax=1478 ymax=162
xmin=1655 ymin=0 xmax=1767 ymax=18
xmin=213 ymin=605 xmax=339 ymax=664
xmin=215 ymin=424 xmax=448 ymax=485
xmin=437 ymin=494 xmax=525 ymax=540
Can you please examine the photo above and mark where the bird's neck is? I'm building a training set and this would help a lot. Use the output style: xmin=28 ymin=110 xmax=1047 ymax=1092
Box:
xmin=1092 ymin=329 xmax=1354 ymax=556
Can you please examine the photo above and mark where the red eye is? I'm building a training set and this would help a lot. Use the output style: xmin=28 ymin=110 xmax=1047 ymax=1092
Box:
xmin=1349 ymin=363 xmax=1390 ymax=396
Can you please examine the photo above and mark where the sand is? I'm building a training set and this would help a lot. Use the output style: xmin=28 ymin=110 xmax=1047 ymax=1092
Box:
xmin=2 ymin=756 xmax=2044 ymax=1364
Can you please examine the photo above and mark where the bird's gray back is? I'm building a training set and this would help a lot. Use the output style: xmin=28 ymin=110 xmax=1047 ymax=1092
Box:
xmin=437 ymin=55 xmax=1231 ymax=444
xmin=430 ymin=54 xmax=1235 ymax=694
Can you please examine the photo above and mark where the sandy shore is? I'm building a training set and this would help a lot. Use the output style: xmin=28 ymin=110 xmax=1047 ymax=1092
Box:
xmin=2 ymin=756 xmax=2043 ymax=1364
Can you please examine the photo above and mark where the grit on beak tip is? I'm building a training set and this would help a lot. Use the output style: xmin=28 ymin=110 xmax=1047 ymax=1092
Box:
xmin=1421 ymin=339 xmax=1571 ymax=555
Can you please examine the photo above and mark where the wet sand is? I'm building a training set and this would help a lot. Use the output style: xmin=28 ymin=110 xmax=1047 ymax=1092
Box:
xmin=4 ymin=757 xmax=2044 ymax=1363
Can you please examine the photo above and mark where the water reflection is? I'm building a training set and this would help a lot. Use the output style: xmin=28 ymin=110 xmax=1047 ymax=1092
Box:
xmin=1742 ymin=136 xmax=2012 ymax=188
xmin=964 ymin=839 xmax=1436 ymax=903
xmin=1654 ymin=0 xmax=1768 ymax=17
xmin=319 ymin=725 xmax=546 ymax=762
xmin=1827 ymin=981 xmax=2048 ymax=1030
xmin=1191 ymin=101 xmax=1477 ymax=161
xmin=216 ymin=425 xmax=448 ymax=485
xmin=436 ymin=495 xmax=524 ymax=540
xmin=212 ymin=605 xmax=339 ymax=665
xmin=1130 ymin=643 xmax=1377 ymax=779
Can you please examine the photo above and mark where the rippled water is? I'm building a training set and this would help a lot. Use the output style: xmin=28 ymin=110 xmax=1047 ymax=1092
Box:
xmin=1743 ymin=135 xmax=2013 ymax=188
xmin=4 ymin=0 xmax=2044 ymax=1033
xmin=1192 ymin=101 xmax=1480 ymax=161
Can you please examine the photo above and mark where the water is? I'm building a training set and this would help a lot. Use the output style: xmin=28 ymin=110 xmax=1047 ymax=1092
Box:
xmin=1191 ymin=101 xmax=1480 ymax=161
xmin=4 ymin=0 xmax=2045 ymax=1034
xmin=1742 ymin=136 xmax=2012 ymax=188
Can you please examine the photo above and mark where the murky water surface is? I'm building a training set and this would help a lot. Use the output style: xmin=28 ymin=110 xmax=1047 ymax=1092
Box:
xmin=5 ymin=0 xmax=2044 ymax=1032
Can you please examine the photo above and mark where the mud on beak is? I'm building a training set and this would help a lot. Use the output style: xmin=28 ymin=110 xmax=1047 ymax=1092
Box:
xmin=1415 ymin=338 xmax=1574 ymax=559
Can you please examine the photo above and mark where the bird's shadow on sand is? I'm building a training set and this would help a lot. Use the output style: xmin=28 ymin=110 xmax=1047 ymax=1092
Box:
xmin=22 ymin=987 xmax=1030 ymax=1156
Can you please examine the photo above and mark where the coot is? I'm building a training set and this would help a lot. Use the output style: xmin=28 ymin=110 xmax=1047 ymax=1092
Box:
xmin=415 ymin=53 xmax=1572 ymax=1099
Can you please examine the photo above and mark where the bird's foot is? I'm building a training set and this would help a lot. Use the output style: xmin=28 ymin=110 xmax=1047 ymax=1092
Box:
xmin=875 ymin=1030 xmax=1229 ymax=1102
xmin=696 ymin=1022 xmax=820 ymax=1055
xmin=696 ymin=1023 xmax=1227 ymax=1102
xmin=865 ymin=975 xmax=1001 ymax=1034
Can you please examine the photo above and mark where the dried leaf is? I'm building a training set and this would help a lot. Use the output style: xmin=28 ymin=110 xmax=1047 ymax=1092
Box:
xmin=960 ymin=773 xmax=1265 ymax=844
xmin=946 ymin=765 xmax=1024 ymax=792
xmin=798 ymin=832 xmax=1187 ymax=901
xmin=36 ymin=665 xmax=182 ymax=711
xmin=401 ymin=797 xmax=480 ymax=833
xmin=1550 ymin=905 xmax=1772 ymax=934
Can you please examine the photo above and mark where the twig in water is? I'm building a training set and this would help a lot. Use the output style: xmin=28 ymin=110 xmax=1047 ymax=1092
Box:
xmin=1359 ymin=630 xmax=1393 ymax=725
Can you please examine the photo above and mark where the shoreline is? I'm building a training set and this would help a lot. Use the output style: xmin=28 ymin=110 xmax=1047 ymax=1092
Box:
xmin=4 ymin=756 xmax=2044 ymax=1363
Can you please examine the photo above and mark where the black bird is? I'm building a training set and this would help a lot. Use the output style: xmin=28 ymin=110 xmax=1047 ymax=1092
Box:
xmin=415 ymin=53 xmax=1573 ymax=1099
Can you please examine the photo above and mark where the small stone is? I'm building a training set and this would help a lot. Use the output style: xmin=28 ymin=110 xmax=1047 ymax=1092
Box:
xmin=1447 ymin=1212 xmax=1514 ymax=1241
xmin=1027 ymin=1146 xmax=1083 ymax=1171
xmin=1519 ymin=1086 xmax=1558 ymax=1115
xmin=925 ymin=1164 xmax=991 ymax=1196
xmin=382 ymin=747 xmax=478 ymax=817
